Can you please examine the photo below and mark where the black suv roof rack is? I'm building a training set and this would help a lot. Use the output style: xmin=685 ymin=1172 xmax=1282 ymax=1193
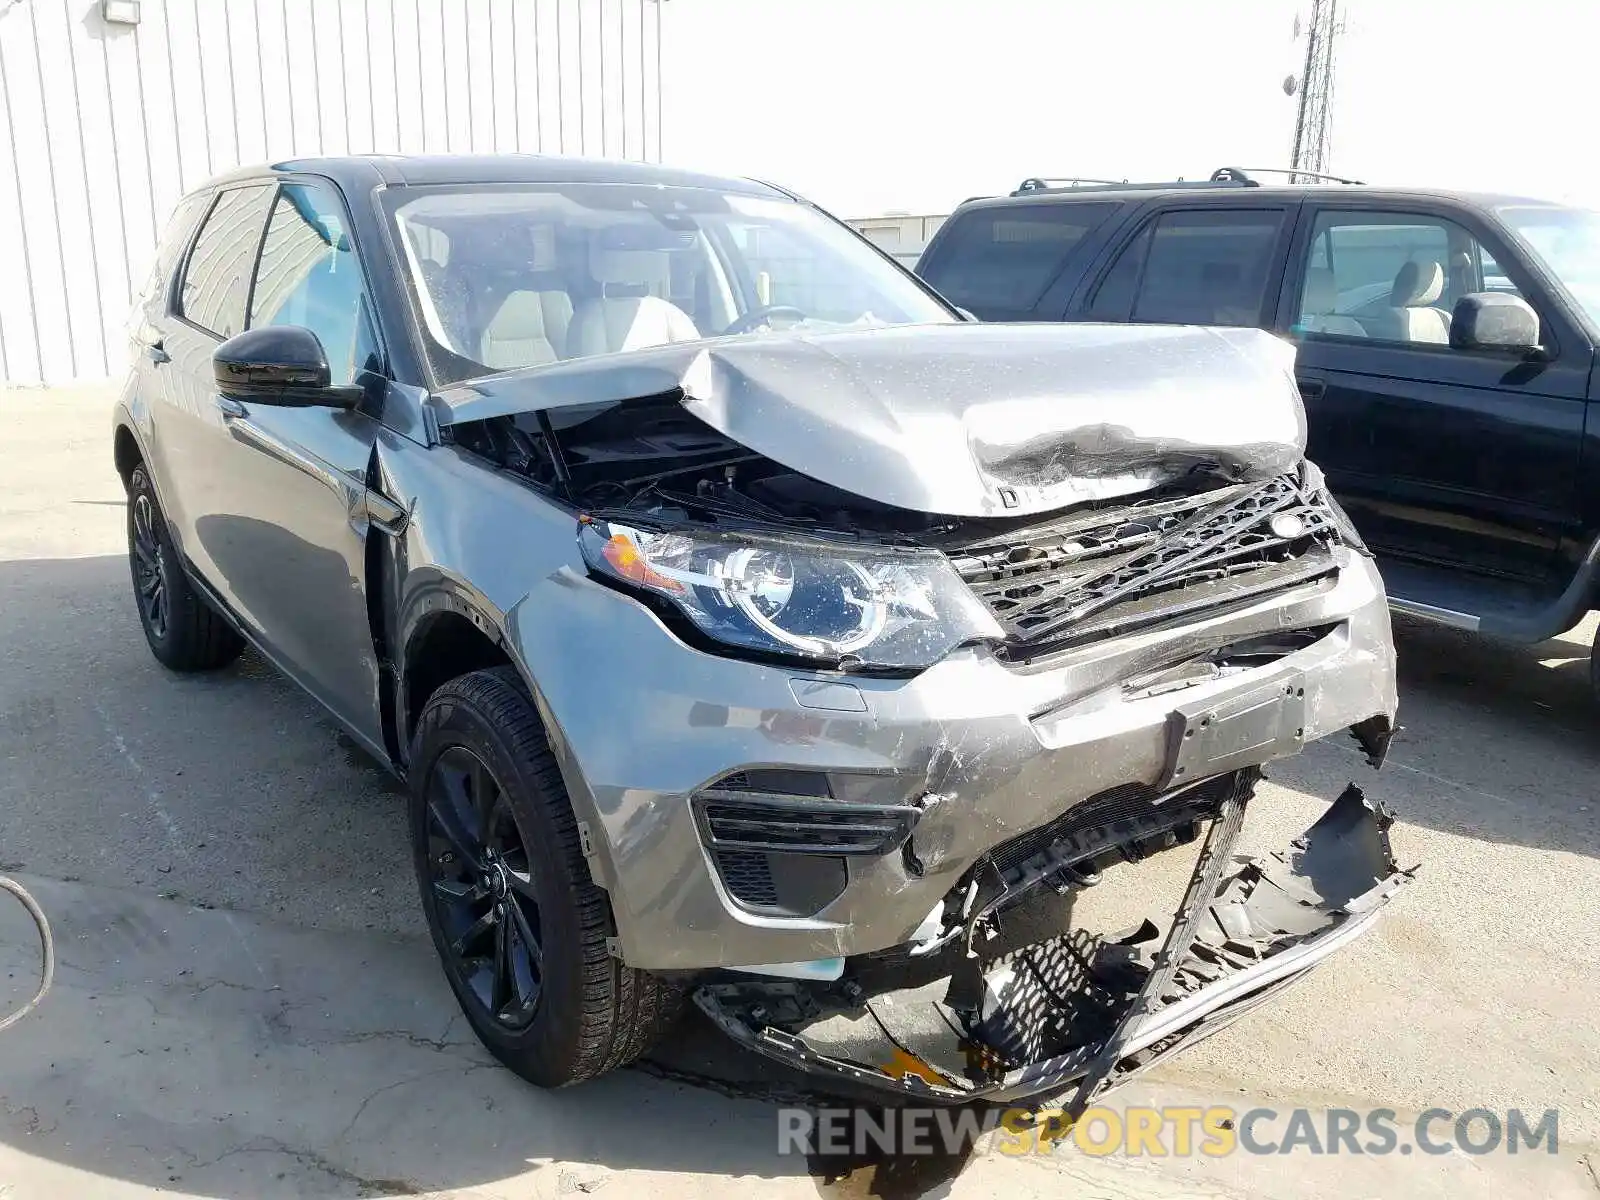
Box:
xmin=1010 ymin=166 xmax=1364 ymax=196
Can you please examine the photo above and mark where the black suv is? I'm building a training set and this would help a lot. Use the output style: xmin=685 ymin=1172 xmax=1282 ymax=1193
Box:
xmin=917 ymin=168 xmax=1600 ymax=698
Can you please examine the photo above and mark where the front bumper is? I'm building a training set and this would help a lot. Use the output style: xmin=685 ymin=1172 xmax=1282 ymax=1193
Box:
xmin=695 ymin=783 xmax=1413 ymax=1104
xmin=507 ymin=547 xmax=1396 ymax=972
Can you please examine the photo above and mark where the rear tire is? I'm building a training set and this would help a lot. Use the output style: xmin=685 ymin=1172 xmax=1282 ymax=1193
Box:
xmin=409 ymin=666 xmax=682 ymax=1088
xmin=126 ymin=464 xmax=244 ymax=672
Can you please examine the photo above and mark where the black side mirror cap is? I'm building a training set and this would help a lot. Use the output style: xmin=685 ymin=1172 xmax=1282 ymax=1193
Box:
xmin=1450 ymin=292 xmax=1542 ymax=355
xmin=213 ymin=326 xmax=359 ymax=407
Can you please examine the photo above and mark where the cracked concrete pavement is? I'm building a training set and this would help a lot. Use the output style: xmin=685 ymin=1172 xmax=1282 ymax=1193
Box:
xmin=1 ymin=386 xmax=1598 ymax=1198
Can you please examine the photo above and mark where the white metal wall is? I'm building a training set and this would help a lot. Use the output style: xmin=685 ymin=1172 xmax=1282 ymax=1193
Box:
xmin=0 ymin=0 xmax=663 ymax=385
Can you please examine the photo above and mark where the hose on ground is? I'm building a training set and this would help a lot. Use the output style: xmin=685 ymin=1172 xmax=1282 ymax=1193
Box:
xmin=0 ymin=875 xmax=53 ymax=1033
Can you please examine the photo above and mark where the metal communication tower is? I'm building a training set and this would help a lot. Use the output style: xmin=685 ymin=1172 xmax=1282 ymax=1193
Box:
xmin=1289 ymin=0 xmax=1339 ymax=182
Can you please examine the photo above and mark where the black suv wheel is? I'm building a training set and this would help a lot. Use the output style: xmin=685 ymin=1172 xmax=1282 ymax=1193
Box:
xmin=126 ymin=464 xmax=244 ymax=672
xmin=409 ymin=666 xmax=682 ymax=1087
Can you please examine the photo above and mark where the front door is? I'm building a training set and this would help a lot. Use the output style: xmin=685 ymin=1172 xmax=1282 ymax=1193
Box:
xmin=1282 ymin=204 xmax=1590 ymax=585
xmin=174 ymin=179 xmax=390 ymax=752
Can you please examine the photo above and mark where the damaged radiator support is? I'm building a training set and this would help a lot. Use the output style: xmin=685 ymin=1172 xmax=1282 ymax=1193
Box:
xmin=1062 ymin=771 xmax=1252 ymax=1119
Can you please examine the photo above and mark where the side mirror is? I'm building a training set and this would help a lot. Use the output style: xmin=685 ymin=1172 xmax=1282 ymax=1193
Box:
xmin=213 ymin=326 xmax=360 ymax=407
xmin=1449 ymin=293 xmax=1541 ymax=354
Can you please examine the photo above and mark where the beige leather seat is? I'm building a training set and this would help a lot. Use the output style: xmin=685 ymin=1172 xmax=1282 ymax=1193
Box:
xmin=1372 ymin=260 xmax=1450 ymax=344
xmin=1299 ymin=267 xmax=1366 ymax=337
xmin=479 ymin=290 xmax=574 ymax=369
xmin=567 ymin=246 xmax=699 ymax=358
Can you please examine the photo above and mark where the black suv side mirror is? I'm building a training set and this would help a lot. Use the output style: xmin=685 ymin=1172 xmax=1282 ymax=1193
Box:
xmin=213 ymin=326 xmax=362 ymax=407
xmin=1450 ymin=293 xmax=1542 ymax=355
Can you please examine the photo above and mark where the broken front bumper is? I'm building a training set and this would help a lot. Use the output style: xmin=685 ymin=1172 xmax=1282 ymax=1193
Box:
xmin=695 ymin=784 xmax=1413 ymax=1104
xmin=509 ymin=548 xmax=1395 ymax=971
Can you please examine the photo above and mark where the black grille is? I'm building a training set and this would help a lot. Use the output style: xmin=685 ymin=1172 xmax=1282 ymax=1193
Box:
xmin=715 ymin=850 xmax=780 ymax=907
xmin=950 ymin=472 xmax=1339 ymax=653
xmin=696 ymin=793 xmax=919 ymax=856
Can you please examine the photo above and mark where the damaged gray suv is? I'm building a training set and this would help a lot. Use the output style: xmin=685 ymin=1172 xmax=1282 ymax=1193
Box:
xmin=113 ymin=155 xmax=1409 ymax=1106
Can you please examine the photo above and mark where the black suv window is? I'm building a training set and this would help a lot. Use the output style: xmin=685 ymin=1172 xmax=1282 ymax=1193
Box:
xmin=920 ymin=203 xmax=1116 ymax=318
xmin=250 ymin=182 xmax=378 ymax=385
xmin=1090 ymin=209 xmax=1285 ymax=326
xmin=178 ymin=185 xmax=274 ymax=338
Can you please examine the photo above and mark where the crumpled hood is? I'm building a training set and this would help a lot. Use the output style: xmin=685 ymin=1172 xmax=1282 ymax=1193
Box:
xmin=435 ymin=322 xmax=1307 ymax=518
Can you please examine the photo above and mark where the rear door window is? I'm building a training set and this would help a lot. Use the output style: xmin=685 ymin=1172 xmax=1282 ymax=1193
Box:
xmin=178 ymin=185 xmax=274 ymax=338
xmin=1126 ymin=209 xmax=1286 ymax=326
xmin=919 ymin=203 xmax=1116 ymax=318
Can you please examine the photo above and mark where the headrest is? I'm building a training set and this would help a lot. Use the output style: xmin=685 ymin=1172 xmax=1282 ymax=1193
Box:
xmin=1303 ymin=267 xmax=1338 ymax=314
xmin=484 ymin=291 xmax=550 ymax=338
xmin=588 ymin=245 xmax=670 ymax=290
xmin=1391 ymin=260 xmax=1444 ymax=307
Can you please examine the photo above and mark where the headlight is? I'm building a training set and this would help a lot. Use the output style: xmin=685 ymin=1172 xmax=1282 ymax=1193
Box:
xmin=579 ymin=519 xmax=1003 ymax=669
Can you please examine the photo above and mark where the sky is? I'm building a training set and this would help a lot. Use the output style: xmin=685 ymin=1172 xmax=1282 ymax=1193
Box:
xmin=659 ymin=0 xmax=1600 ymax=217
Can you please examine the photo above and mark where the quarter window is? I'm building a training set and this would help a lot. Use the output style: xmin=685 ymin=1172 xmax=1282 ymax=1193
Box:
xmin=1293 ymin=211 xmax=1534 ymax=345
xmin=178 ymin=185 xmax=274 ymax=338
xmin=250 ymin=183 xmax=378 ymax=385
xmin=921 ymin=203 xmax=1117 ymax=317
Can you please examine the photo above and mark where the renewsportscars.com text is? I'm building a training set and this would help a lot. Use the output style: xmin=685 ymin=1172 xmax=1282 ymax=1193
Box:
xmin=777 ymin=1105 xmax=1560 ymax=1159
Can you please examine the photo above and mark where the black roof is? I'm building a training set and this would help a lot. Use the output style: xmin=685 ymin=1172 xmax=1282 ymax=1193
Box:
xmin=203 ymin=153 xmax=787 ymax=198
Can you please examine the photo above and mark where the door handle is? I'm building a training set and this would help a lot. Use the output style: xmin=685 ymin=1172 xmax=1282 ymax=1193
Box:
xmin=145 ymin=340 xmax=169 ymax=365
xmin=216 ymin=395 xmax=247 ymax=419
xmin=1296 ymin=376 xmax=1327 ymax=401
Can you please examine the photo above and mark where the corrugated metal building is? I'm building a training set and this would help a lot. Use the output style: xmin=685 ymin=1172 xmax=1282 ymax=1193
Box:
xmin=0 ymin=0 xmax=663 ymax=385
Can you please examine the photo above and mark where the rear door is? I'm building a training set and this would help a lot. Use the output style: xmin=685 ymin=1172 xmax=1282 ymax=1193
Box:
xmin=152 ymin=183 xmax=277 ymax=579
xmin=1278 ymin=202 xmax=1590 ymax=584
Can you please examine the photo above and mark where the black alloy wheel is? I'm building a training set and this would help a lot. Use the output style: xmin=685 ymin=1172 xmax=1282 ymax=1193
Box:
xmin=124 ymin=463 xmax=244 ymax=671
xmin=409 ymin=667 xmax=683 ymax=1088
xmin=424 ymin=745 xmax=544 ymax=1030
xmin=130 ymin=489 xmax=168 ymax=640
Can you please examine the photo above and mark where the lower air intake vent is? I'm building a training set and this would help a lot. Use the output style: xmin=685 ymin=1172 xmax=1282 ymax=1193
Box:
xmin=695 ymin=794 xmax=920 ymax=856
xmin=715 ymin=849 xmax=780 ymax=908
xmin=695 ymin=770 xmax=917 ymax=916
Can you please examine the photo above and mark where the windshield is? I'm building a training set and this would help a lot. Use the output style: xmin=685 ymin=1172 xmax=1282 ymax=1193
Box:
xmin=383 ymin=183 xmax=956 ymax=384
xmin=1500 ymin=205 xmax=1600 ymax=329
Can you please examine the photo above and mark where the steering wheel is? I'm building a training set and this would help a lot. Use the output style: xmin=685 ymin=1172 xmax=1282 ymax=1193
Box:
xmin=719 ymin=305 xmax=807 ymax=336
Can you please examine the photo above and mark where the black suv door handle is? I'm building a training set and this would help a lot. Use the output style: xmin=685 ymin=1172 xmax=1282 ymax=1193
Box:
xmin=1296 ymin=376 xmax=1326 ymax=401
xmin=145 ymin=340 xmax=169 ymax=365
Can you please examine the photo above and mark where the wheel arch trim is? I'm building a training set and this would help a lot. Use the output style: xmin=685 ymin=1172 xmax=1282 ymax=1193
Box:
xmin=395 ymin=573 xmax=620 ymax=894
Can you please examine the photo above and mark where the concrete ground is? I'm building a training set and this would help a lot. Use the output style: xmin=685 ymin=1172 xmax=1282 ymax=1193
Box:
xmin=1 ymin=385 xmax=1597 ymax=1198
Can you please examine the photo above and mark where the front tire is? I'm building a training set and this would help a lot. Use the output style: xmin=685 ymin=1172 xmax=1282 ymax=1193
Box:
xmin=126 ymin=464 xmax=243 ymax=672
xmin=409 ymin=666 xmax=682 ymax=1087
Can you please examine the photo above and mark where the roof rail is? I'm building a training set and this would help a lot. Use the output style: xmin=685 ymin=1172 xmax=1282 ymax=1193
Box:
xmin=1222 ymin=166 xmax=1366 ymax=185
xmin=1010 ymin=171 xmax=1256 ymax=197
xmin=1009 ymin=166 xmax=1364 ymax=197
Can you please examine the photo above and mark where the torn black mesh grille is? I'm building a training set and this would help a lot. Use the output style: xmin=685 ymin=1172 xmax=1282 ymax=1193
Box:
xmin=949 ymin=472 xmax=1338 ymax=652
